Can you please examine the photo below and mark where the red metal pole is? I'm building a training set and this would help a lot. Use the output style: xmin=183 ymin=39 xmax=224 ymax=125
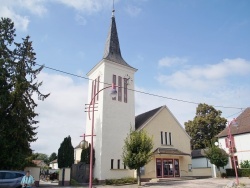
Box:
xmin=228 ymin=121 xmax=239 ymax=185
xmin=87 ymin=83 xmax=116 ymax=187
xmin=89 ymin=98 xmax=95 ymax=188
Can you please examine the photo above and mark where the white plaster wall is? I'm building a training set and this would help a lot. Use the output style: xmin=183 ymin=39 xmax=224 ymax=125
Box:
xmin=74 ymin=148 xmax=82 ymax=164
xmin=85 ymin=59 xmax=136 ymax=180
xmin=218 ymin=133 xmax=250 ymax=168
xmin=192 ymin=158 xmax=211 ymax=168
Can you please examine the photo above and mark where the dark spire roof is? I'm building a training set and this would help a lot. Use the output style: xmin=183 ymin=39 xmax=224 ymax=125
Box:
xmin=103 ymin=12 xmax=132 ymax=68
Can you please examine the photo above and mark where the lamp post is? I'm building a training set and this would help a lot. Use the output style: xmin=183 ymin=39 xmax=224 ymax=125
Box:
xmin=85 ymin=83 xmax=117 ymax=188
xmin=227 ymin=118 xmax=239 ymax=185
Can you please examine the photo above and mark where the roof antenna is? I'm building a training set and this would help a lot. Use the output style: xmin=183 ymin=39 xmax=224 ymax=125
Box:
xmin=112 ymin=0 xmax=115 ymax=17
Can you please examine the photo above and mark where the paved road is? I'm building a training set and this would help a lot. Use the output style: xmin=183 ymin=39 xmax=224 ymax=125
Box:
xmin=39 ymin=177 xmax=250 ymax=188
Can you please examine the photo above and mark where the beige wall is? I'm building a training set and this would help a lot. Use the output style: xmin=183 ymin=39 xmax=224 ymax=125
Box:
xmin=140 ymin=106 xmax=192 ymax=179
xmin=192 ymin=168 xmax=212 ymax=177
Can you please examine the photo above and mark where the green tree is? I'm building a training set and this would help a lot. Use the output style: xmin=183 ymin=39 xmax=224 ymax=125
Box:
xmin=35 ymin=153 xmax=49 ymax=164
xmin=205 ymin=146 xmax=228 ymax=176
xmin=58 ymin=136 xmax=74 ymax=168
xmin=122 ymin=129 xmax=153 ymax=186
xmin=185 ymin=103 xmax=227 ymax=150
xmin=49 ymin=152 xmax=57 ymax=162
xmin=80 ymin=143 xmax=95 ymax=165
xmin=0 ymin=17 xmax=49 ymax=170
xmin=240 ymin=160 xmax=250 ymax=168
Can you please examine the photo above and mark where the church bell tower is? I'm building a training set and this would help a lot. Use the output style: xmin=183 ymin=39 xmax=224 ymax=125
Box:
xmin=85 ymin=9 xmax=137 ymax=180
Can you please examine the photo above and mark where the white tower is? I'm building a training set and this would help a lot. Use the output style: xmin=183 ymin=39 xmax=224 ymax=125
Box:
xmin=85 ymin=10 xmax=137 ymax=181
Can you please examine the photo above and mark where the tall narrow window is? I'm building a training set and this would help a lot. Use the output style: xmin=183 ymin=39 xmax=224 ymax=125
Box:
xmin=124 ymin=78 xmax=127 ymax=103
xmin=165 ymin=132 xmax=168 ymax=145
xmin=117 ymin=159 xmax=120 ymax=169
xmin=161 ymin=131 xmax=163 ymax=144
xmin=97 ymin=76 xmax=100 ymax=101
xmin=91 ymin=80 xmax=94 ymax=104
xmin=112 ymin=75 xmax=116 ymax=100
xmin=118 ymin=76 xmax=122 ymax=101
xmin=94 ymin=79 xmax=97 ymax=101
xmin=111 ymin=159 xmax=114 ymax=169
xmin=169 ymin=132 xmax=172 ymax=145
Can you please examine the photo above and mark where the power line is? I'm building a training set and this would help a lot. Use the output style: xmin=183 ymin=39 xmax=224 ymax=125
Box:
xmin=36 ymin=63 xmax=245 ymax=110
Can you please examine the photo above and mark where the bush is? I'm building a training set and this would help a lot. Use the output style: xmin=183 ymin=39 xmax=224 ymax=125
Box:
xmin=221 ymin=173 xmax=227 ymax=178
xmin=226 ymin=168 xmax=250 ymax=177
xmin=240 ymin=160 xmax=250 ymax=168
xmin=105 ymin=177 xmax=137 ymax=185
xmin=70 ymin=179 xmax=80 ymax=186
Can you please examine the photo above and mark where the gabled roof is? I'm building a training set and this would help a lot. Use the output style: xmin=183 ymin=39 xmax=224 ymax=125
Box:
xmin=217 ymin=107 xmax=250 ymax=138
xmin=191 ymin=149 xmax=207 ymax=159
xmin=50 ymin=159 xmax=57 ymax=164
xmin=74 ymin=142 xmax=82 ymax=149
xmin=135 ymin=106 xmax=163 ymax=130
xmin=103 ymin=12 xmax=134 ymax=69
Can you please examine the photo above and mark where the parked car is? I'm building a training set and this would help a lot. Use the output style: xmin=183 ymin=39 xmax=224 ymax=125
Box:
xmin=0 ymin=170 xmax=25 ymax=188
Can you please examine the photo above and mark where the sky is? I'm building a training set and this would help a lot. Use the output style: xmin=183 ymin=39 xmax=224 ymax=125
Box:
xmin=1 ymin=0 xmax=250 ymax=155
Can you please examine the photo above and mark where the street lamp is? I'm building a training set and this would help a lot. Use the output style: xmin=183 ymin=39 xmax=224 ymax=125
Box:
xmin=227 ymin=118 xmax=239 ymax=185
xmin=86 ymin=83 xmax=117 ymax=188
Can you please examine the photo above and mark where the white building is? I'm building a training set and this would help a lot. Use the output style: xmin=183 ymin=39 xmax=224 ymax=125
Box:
xmin=217 ymin=108 xmax=250 ymax=169
xmin=84 ymin=10 xmax=137 ymax=181
xmin=75 ymin=9 xmax=193 ymax=182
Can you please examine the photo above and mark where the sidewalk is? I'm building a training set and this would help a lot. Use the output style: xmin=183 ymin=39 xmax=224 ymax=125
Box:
xmin=39 ymin=177 xmax=250 ymax=188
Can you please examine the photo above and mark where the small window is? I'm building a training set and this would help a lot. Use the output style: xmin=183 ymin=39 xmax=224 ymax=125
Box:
xmin=111 ymin=159 xmax=114 ymax=169
xmin=169 ymin=132 xmax=172 ymax=145
xmin=160 ymin=131 xmax=163 ymax=144
xmin=117 ymin=159 xmax=120 ymax=169
xmin=165 ymin=132 xmax=168 ymax=145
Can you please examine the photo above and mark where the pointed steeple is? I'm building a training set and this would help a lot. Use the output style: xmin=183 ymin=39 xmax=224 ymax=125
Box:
xmin=103 ymin=10 xmax=131 ymax=67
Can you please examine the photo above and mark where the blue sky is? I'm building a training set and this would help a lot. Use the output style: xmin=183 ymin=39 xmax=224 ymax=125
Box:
xmin=1 ymin=0 xmax=250 ymax=155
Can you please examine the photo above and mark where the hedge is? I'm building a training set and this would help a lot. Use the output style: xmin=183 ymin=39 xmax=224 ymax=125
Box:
xmin=226 ymin=168 xmax=250 ymax=177
xmin=105 ymin=177 xmax=137 ymax=185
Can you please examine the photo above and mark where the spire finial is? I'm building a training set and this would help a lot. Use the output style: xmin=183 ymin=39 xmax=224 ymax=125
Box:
xmin=112 ymin=0 xmax=115 ymax=17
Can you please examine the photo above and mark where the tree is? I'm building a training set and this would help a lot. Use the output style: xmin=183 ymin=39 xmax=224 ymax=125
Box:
xmin=205 ymin=146 xmax=229 ymax=176
xmin=0 ymin=18 xmax=49 ymax=170
xmin=185 ymin=103 xmax=227 ymax=150
xmin=80 ymin=143 xmax=95 ymax=165
xmin=58 ymin=136 xmax=74 ymax=168
xmin=49 ymin=152 xmax=57 ymax=162
xmin=35 ymin=153 xmax=49 ymax=164
xmin=122 ymin=129 xmax=153 ymax=186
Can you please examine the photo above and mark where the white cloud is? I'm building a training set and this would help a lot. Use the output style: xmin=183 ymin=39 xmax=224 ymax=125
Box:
xmin=125 ymin=5 xmax=142 ymax=17
xmin=0 ymin=0 xmax=47 ymax=31
xmin=157 ymin=58 xmax=250 ymax=91
xmin=158 ymin=56 xmax=188 ymax=67
xmin=0 ymin=6 xmax=30 ymax=31
xmin=56 ymin=0 xmax=112 ymax=13
xmin=31 ymin=72 xmax=88 ymax=155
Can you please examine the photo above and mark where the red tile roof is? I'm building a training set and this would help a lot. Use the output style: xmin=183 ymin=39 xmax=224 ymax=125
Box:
xmin=217 ymin=107 xmax=250 ymax=137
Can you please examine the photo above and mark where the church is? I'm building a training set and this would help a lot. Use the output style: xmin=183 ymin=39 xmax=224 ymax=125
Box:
xmin=75 ymin=9 xmax=192 ymax=182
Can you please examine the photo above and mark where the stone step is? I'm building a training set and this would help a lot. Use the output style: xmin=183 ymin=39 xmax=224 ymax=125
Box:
xmin=150 ymin=177 xmax=196 ymax=183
